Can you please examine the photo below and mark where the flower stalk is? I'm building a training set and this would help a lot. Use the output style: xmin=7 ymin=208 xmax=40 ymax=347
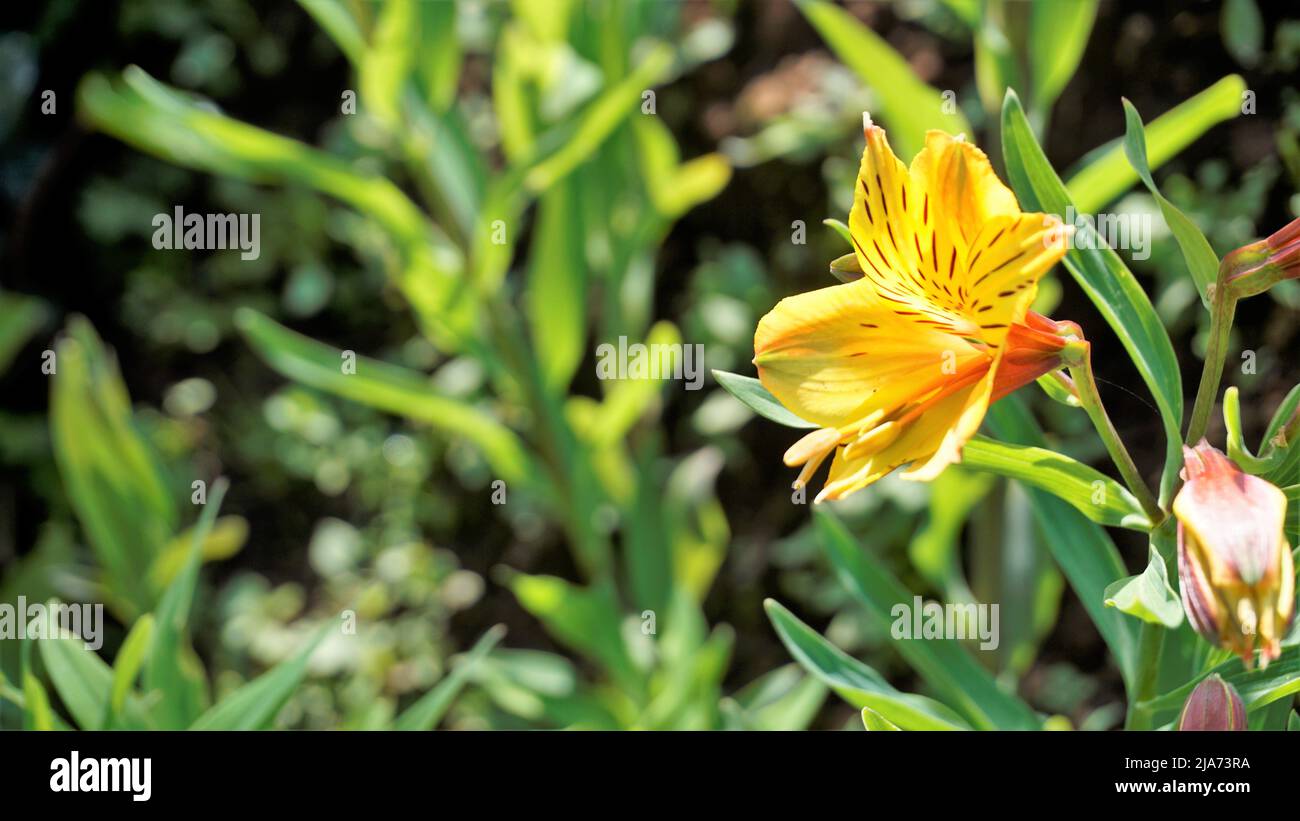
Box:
xmin=1062 ymin=339 xmax=1164 ymax=525
xmin=1185 ymin=283 xmax=1237 ymax=446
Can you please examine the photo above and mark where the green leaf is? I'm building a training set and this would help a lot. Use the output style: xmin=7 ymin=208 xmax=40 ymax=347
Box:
xmin=861 ymin=706 xmax=901 ymax=731
xmin=711 ymin=370 xmax=816 ymax=429
xmin=1222 ymin=0 xmax=1264 ymax=68
xmin=359 ymin=0 xmax=415 ymax=130
xmin=764 ymin=600 xmax=970 ymax=730
xmin=502 ymin=572 xmax=640 ymax=696
xmin=1104 ymin=550 xmax=1185 ymax=628
xmin=417 ymin=0 xmax=461 ymax=110
xmin=22 ymin=671 xmax=56 ymax=731
xmin=1002 ymin=89 xmax=1184 ymax=501
xmin=189 ymin=623 xmax=330 ymax=730
xmin=724 ymin=664 xmax=827 ymax=731
xmin=149 ymin=514 xmax=247 ymax=589
xmin=0 ymin=291 xmax=48 ymax=376
xmin=1140 ymin=644 xmax=1300 ymax=716
xmin=1289 ymin=710 xmax=1300 ymax=731
xmin=962 ymin=436 xmax=1151 ymax=530
xmin=110 ymin=614 xmax=154 ymax=721
xmin=822 ymin=218 xmax=853 ymax=249
xmin=986 ymin=397 xmax=1139 ymax=685
xmin=235 ymin=309 xmax=530 ymax=484
xmin=296 ymin=0 xmax=365 ymax=64
xmin=392 ymin=625 xmax=505 ymax=731
xmin=50 ymin=317 xmax=176 ymax=617
xmin=795 ymin=0 xmax=971 ymax=159
xmin=909 ymin=467 xmax=993 ymax=592
xmin=1263 ymin=383 xmax=1300 ymax=447
xmin=39 ymin=625 xmax=152 ymax=730
xmin=634 ymin=116 xmax=732 ymax=218
xmin=77 ymin=67 xmax=465 ymax=343
xmin=522 ymin=43 xmax=674 ymax=193
xmin=145 ymin=478 xmax=227 ymax=729
xmin=526 ymin=180 xmax=587 ymax=393
xmin=1065 ymin=75 xmax=1246 ymax=214
xmin=1122 ymin=99 xmax=1219 ymax=306
xmin=1028 ymin=0 xmax=1097 ymax=114
xmin=814 ymin=511 xmax=1041 ymax=730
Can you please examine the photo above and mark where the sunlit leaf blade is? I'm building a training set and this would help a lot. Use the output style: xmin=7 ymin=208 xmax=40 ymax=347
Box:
xmin=145 ymin=478 xmax=228 ymax=729
xmin=22 ymin=671 xmax=56 ymax=731
xmin=501 ymin=572 xmax=640 ymax=697
xmin=712 ymin=370 xmax=817 ymax=429
xmin=963 ymin=436 xmax=1150 ymax=530
xmin=39 ymin=623 xmax=153 ymax=730
xmin=861 ymin=706 xmax=901 ymax=731
xmin=110 ymin=614 xmax=154 ymax=721
xmin=764 ymin=600 xmax=970 ymax=730
xmin=527 ymin=181 xmax=587 ymax=393
xmin=295 ymin=0 xmax=365 ymax=64
xmin=1066 ymin=75 xmax=1246 ymax=214
xmin=359 ymin=0 xmax=415 ymax=130
xmin=417 ymin=0 xmax=461 ymax=110
xmin=814 ymin=511 xmax=1041 ymax=730
xmin=522 ymin=43 xmax=674 ymax=193
xmin=392 ymin=625 xmax=505 ymax=731
xmin=76 ymin=67 xmax=467 ymax=343
xmin=1029 ymin=0 xmax=1097 ymax=114
xmin=235 ymin=308 xmax=530 ymax=484
xmin=189 ymin=624 xmax=331 ymax=730
xmin=723 ymin=664 xmax=827 ymax=731
xmin=1121 ymin=99 xmax=1219 ymax=307
xmin=795 ymin=0 xmax=971 ymax=159
xmin=1001 ymin=89 xmax=1184 ymax=500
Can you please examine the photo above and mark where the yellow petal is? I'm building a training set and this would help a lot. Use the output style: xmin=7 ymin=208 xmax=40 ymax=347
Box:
xmin=846 ymin=125 xmax=1067 ymax=350
xmin=848 ymin=124 xmax=975 ymax=336
xmin=754 ymin=278 xmax=989 ymax=430
xmin=815 ymin=366 xmax=994 ymax=501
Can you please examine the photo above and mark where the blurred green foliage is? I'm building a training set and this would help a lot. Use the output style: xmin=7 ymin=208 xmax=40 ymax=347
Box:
xmin=1 ymin=0 xmax=1298 ymax=731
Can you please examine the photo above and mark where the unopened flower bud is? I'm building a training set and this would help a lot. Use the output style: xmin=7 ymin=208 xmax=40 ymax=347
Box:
xmin=1222 ymin=216 xmax=1300 ymax=299
xmin=1173 ymin=440 xmax=1295 ymax=668
xmin=1177 ymin=674 xmax=1247 ymax=731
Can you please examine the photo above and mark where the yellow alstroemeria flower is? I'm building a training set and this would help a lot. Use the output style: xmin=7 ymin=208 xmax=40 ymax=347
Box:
xmin=755 ymin=115 xmax=1073 ymax=502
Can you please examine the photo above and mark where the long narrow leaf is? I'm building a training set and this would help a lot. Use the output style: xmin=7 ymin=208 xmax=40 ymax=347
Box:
xmin=236 ymin=309 xmax=530 ymax=484
xmin=796 ymin=0 xmax=971 ymax=159
xmin=1066 ymin=75 xmax=1246 ymax=214
xmin=765 ymin=600 xmax=970 ymax=730
xmin=814 ymin=510 xmax=1040 ymax=730
xmin=1002 ymin=89 xmax=1184 ymax=500
xmin=963 ymin=436 xmax=1150 ymax=530
xmin=392 ymin=626 xmax=505 ymax=731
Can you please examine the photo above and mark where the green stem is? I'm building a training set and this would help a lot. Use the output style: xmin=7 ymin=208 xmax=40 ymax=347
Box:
xmin=1185 ymin=286 xmax=1238 ymax=445
xmin=1125 ymin=621 xmax=1165 ymax=730
xmin=1066 ymin=342 xmax=1164 ymax=526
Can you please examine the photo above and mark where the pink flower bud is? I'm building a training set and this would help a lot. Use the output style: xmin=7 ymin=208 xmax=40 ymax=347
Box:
xmin=1173 ymin=440 xmax=1295 ymax=668
xmin=1177 ymin=674 xmax=1247 ymax=731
